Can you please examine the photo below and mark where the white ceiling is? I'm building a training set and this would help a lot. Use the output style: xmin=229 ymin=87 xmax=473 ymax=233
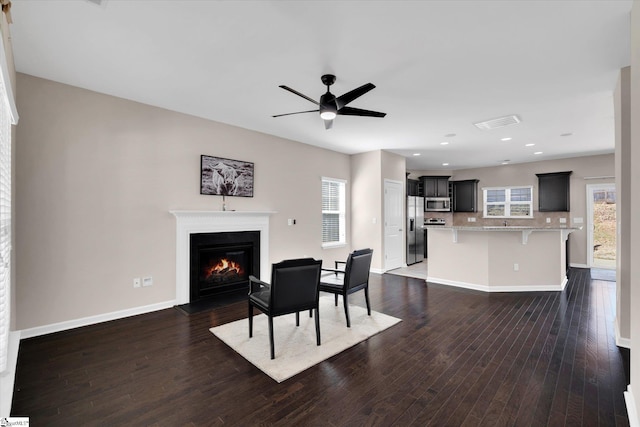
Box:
xmin=9 ymin=0 xmax=631 ymax=171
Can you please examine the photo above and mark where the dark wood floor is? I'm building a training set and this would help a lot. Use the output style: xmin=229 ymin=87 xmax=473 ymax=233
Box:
xmin=11 ymin=268 xmax=629 ymax=426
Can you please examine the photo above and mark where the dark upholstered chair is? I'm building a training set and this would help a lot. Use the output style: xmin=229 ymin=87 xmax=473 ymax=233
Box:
xmin=248 ymin=258 xmax=322 ymax=359
xmin=319 ymin=248 xmax=373 ymax=327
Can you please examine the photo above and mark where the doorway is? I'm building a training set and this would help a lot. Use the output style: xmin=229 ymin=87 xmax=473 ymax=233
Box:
xmin=383 ymin=179 xmax=404 ymax=271
xmin=587 ymin=184 xmax=616 ymax=269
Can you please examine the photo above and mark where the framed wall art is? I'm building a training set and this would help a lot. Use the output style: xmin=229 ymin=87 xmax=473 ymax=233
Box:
xmin=200 ymin=155 xmax=254 ymax=197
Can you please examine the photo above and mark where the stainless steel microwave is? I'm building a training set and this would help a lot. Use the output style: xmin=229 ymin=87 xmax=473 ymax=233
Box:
xmin=425 ymin=197 xmax=451 ymax=212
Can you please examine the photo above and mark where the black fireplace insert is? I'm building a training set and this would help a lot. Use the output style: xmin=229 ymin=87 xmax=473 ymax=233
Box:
xmin=189 ymin=231 xmax=260 ymax=303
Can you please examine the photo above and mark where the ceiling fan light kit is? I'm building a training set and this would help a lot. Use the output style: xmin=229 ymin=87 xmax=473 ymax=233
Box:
xmin=274 ymin=74 xmax=386 ymax=129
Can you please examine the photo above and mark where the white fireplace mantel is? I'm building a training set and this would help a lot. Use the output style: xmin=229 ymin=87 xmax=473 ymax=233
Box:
xmin=170 ymin=210 xmax=276 ymax=305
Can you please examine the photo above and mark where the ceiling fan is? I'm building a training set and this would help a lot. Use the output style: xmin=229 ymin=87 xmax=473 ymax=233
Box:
xmin=273 ymin=74 xmax=386 ymax=130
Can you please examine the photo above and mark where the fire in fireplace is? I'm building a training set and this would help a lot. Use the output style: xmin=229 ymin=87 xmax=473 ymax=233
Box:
xmin=190 ymin=231 xmax=260 ymax=303
xmin=200 ymin=250 xmax=247 ymax=286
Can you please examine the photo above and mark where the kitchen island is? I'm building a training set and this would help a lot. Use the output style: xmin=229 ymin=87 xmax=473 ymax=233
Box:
xmin=425 ymin=226 xmax=580 ymax=292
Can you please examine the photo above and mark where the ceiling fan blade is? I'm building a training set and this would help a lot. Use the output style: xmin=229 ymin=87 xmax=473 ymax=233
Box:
xmin=324 ymin=119 xmax=334 ymax=130
xmin=337 ymin=106 xmax=386 ymax=118
xmin=279 ymin=85 xmax=320 ymax=106
xmin=272 ymin=109 xmax=319 ymax=118
xmin=335 ymin=83 xmax=375 ymax=109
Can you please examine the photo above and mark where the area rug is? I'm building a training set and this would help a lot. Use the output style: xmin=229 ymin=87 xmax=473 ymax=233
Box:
xmin=209 ymin=296 xmax=401 ymax=383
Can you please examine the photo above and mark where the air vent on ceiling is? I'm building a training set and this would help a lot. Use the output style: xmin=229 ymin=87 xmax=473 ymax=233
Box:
xmin=473 ymin=115 xmax=521 ymax=130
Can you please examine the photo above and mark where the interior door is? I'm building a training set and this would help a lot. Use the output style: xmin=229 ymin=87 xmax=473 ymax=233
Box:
xmin=384 ymin=179 xmax=404 ymax=270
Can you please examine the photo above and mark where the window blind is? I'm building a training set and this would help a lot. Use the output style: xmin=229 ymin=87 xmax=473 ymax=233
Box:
xmin=0 ymin=69 xmax=10 ymax=373
xmin=321 ymin=178 xmax=346 ymax=246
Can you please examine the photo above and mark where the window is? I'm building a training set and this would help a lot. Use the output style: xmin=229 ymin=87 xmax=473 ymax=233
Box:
xmin=483 ymin=186 xmax=533 ymax=218
xmin=0 ymin=31 xmax=18 ymax=374
xmin=321 ymin=177 xmax=346 ymax=247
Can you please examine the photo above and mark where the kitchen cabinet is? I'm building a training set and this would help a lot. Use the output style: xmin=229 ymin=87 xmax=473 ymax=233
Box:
xmin=407 ymin=178 xmax=419 ymax=196
xmin=536 ymin=171 xmax=572 ymax=212
xmin=420 ymin=176 xmax=450 ymax=197
xmin=452 ymin=179 xmax=479 ymax=212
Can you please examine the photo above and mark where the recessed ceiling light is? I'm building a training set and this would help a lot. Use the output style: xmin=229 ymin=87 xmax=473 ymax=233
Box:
xmin=442 ymin=163 xmax=449 ymax=166
xmin=525 ymin=143 xmax=535 ymax=147
xmin=501 ymin=160 xmax=510 ymax=164
xmin=534 ymin=151 xmax=543 ymax=155
xmin=560 ymin=132 xmax=573 ymax=137
xmin=412 ymin=153 xmax=421 ymax=156
xmin=444 ymin=133 xmax=456 ymax=137
xmin=501 ymin=137 xmax=512 ymax=141
xmin=440 ymin=141 xmax=449 ymax=145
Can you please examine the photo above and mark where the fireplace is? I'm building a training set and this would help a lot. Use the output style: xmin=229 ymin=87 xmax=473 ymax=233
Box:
xmin=190 ymin=231 xmax=260 ymax=303
xmin=171 ymin=211 xmax=274 ymax=305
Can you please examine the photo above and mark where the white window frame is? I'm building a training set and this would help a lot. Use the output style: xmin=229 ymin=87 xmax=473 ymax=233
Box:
xmin=321 ymin=177 xmax=346 ymax=248
xmin=0 ymin=27 xmax=18 ymax=375
xmin=483 ymin=186 xmax=534 ymax=219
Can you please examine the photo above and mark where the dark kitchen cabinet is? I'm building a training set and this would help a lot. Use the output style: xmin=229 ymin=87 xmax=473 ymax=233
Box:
xmin=452 ymin=179 xmax=479 ymax=212
xmin=420 ymin=176 xmax=450 ymax=197
xmin=536 ymin=171 xmax=572 ymax=212
xmin=407 ymin=178 xmax=419 ymax=196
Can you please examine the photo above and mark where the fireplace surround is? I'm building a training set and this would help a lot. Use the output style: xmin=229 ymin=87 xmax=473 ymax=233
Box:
xmin=170 ymin=211 xmax=275 ymax=305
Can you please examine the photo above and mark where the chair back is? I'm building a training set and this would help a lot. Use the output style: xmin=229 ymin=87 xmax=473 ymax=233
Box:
xmin=344 ymin=248 xmax=373 ymax=291
xmin=270 ymin=258 xmax=322 ymax=314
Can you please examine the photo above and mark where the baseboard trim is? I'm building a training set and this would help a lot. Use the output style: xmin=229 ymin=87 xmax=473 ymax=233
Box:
xmin=1 ymin=330 xmax=21 ymax=416
xmin=20 ymin=300 xmax=176 ymax=339
xmin=625 ymin=385 xmax=639 ymax=427
xmin=370 ymin=268 xmax=385 ymax=275
xmin=570 ymin=263 xmax=589 ymax=269
xmin=615 ymin=317 xmax=632 ymax=349
xmin=426 ymin=276 xmax=566 ymax=293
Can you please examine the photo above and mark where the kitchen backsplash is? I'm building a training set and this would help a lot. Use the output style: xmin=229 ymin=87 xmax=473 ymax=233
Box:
xmin=424 ymin=211 xmax=571 ymax=227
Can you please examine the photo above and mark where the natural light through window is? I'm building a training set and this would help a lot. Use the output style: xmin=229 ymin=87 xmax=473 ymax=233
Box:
xmin=483 ymin=186 xmax=533 ymax=218
xmin=0 ymin=64 xmax=11 ymax=373
xmin=321 ymin=177 xmax=346 ymax=247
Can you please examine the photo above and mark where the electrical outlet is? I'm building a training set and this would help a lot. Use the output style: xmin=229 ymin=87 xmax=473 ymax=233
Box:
xmin=514 ymin=263 xmax=519 ymax=271
xmin=574 ymin=217 xmax=583 ymax=224
xmin=142 ymin=276 xmax=153 ymax=287
xmin=546 ymin=218 xmax=551 ymax=223
xmin=133 ymin=278 xmax=141 ymax=288
xmin=468 ymin=217 xmax=476 ymax=222
xmin=559 ymin=218 xmax=567 ymax=224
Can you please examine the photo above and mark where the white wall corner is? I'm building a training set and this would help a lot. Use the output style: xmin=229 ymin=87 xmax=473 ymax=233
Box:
xmin=0 ymin=330 xmax=21 ymax=416
xmin=625 ymin=385 xmax=639 ymax=427
xmin=616 ymin=317 xmax=632 ymax=349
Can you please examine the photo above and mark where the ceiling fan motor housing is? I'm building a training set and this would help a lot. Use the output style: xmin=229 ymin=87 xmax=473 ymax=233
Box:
xmin=319 ymin=92 xmax=337 ymax=118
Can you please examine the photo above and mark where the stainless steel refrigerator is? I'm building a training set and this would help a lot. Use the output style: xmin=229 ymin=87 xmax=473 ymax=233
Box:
xmin=406 ymin=196 xmax=425 ymax=265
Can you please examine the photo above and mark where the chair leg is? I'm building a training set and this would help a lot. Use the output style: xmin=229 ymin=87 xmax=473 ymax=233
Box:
xmin=248 ymin=303 xmax=253 ymax=338
xmin=269 ymin=317 xmax=275 ymax=360
xmin=315 ymin=307 xmax=321 ymax=346
xmin=343 ymin=294 xmax=351 ymax=327
xmin=309 ymin=309 xmax=313 ymax=318
xmin=296 ymin=311 xmax=300 ymax=326
xmin=334 ymin=293 xmax=338 ymax=306
xmin=364 ymin=286 xmax=371 ymax=316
